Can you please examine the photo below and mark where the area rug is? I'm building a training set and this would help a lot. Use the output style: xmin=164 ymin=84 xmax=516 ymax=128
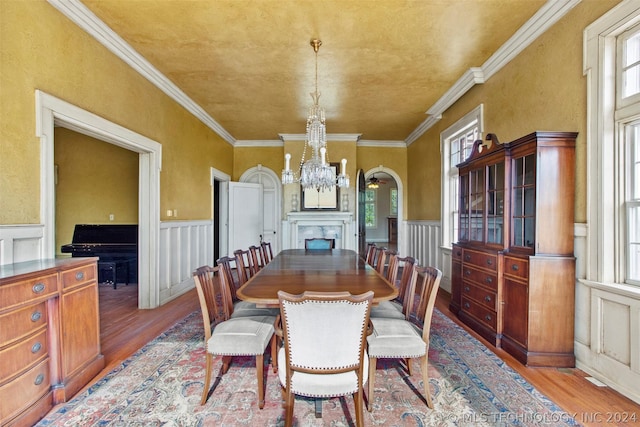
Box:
xmin=36 ymin=309 xmax=579 ymax=426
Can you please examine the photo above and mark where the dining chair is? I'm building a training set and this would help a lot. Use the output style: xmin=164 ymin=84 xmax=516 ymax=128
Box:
xmin=192 ymin=265 xmax=278 ymax=408
xmin=372 ymin=246 xmax=387 ymax=275
xmin=365 ymin=243 xmax=377 ymax=265
xmin=216 ymin=256 xmax=279 ymax=318
xmin=370 ymin=256 xmax=417 ymax=320
xmin=383 ymin=249 xmax=398 ymax=282
xmin=276 ymin=290 xmax=373 ymax=427
xmin=249 ymin=245 xmax=264 ymax=270
xmin=366 ymin=266 xmax=443 ymax=411
xmin=304 ymin=238 xmax=335 ymax=250
xmin=234 ymin=248 xmax=257 ymax=283
xmin=260 ymin=241 xmax=274 ymax=265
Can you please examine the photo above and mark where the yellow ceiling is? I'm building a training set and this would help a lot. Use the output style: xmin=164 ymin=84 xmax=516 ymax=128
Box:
xmin=81 ymin=0 xmax=546 ymax=142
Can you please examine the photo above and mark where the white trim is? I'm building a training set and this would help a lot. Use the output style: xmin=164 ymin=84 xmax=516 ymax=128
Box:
xmin=234 ymin=140 xmax=283 ymax=147
xmin=279 ymin=133 xmax=362 ymax=142
xmin=363 ymin=166 xmax=405 ymax=255
xmin=46 ymin=0 xmax=235 ymax=146
xmin=35 ymin=90 xmax=162 ymax=309
xmin=357 ymin=140 xmax=406 ymax=148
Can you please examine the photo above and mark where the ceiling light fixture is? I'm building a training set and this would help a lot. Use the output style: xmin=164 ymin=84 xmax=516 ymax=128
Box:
xmin=282 ymin=39 xmax=349 ymax=191
xmin=367 ymin=174 xmax=380 ymax=189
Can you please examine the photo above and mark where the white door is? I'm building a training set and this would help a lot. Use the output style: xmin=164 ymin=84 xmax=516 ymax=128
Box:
xmin=228 ymin=182 xmax=263 ymax=255
xmin=240 ymin=167 xmax=282 ymax=255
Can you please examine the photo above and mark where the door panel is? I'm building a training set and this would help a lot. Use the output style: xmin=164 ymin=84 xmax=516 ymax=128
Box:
xmin=358 ymin=169 xmax=366 ymax=256
xmin=228 ymin=182 xmax=263 ymax=255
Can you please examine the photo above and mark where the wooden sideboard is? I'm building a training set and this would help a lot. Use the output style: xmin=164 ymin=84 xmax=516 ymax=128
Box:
xmin=0 ymin=258 xmax=104 ymax=426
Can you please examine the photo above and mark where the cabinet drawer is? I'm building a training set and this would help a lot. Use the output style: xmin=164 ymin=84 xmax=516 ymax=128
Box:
xmin=60 ymin=263 xmax=96 ymax=289
xmin=0 ymin=359 xmax=50 ymax=422
xmin=0 ymin=302 xmax=47 ymax=347
xmin=0 ymin=329 xmax=48 ymax=383
xmin=461 ymin=297 xmax=497 ymax=330
xmin=504 ymin=256 xmax=529 ymax=280
xmin=463 ymin=249 xmax=498 ymax=272
xmin=0 ymin=274 xmax=58 ymax=311
xmin=461 ymin=266 xmax=498 ymax=290
xmin=452 ymin=245 xmax=463 ymax=261
xmin=461 ymin=282 xmax=497 ymax=310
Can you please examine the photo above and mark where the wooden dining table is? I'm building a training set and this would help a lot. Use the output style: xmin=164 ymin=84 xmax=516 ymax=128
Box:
xmin=237 ymin=248 xmax=397 ymax=307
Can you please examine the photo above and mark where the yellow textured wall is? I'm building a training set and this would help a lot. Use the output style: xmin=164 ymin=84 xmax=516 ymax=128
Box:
xmin=0 ymin=0 xmax=232 ymax=225
xmin=407 ymin=0 xmax=620 ymax=222
xmin=54 ymin=128 xmax=138 ymax=254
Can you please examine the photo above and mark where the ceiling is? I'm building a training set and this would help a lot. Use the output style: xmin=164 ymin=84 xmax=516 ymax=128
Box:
xmin=77 ymin=0 xmax=548 ymax=144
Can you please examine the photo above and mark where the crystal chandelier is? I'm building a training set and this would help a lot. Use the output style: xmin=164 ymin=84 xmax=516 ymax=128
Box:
xmin=282 ymin=39 xmax=349 ymax=191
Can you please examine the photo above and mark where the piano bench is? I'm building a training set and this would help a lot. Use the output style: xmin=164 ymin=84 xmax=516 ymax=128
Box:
xmin=98 ymin=259 xmax=133 ymax=289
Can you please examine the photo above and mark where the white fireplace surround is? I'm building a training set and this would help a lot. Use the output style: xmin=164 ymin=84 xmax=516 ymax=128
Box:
xmin=283 ymin=212 xmax=354 ymax=250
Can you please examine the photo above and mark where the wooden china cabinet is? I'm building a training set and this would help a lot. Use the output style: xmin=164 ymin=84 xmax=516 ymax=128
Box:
xmin=450 ymin=131 xmax=577 ymax=367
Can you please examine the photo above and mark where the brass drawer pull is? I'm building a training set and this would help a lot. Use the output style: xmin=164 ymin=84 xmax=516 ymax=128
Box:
xmin=75 ymin=271 xmax=85 ymax=281
xmin=32 ymin=283 xmax=46 ymax=294
xmin=486 ymin=259 xmax=493 ymax=265
xmin=511 ymin=264 xmax=519 ymax=271
xmin=31 ymin=311 xmax=42 ymax=322
xmin=485 ymin=277 xmax=493 ymax=283
xmin=484 ymin=295 xmax=492 ymax=302
xmin=464 ymin=286 xmax=470 ymax=292
xmin=34 ymin=373 xmax=45 ymax=386
xmin=31 ymin=342 xmax=42 ymax=353
xmin=456 ymin=251 xmax=462 ymax=256
xmin=465 ymin=254 xmax=471 ymax=261
xmin=464 ymin=270 xmax=471 ymax=276
xmin=464 ymin=302 xmax=470 ymax=309
xmin=485 ymin=314 xmax=492 ymax=321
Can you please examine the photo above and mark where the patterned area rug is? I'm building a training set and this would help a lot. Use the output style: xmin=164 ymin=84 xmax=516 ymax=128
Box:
xmin=37 ymin=309 xmax=579 ymax=426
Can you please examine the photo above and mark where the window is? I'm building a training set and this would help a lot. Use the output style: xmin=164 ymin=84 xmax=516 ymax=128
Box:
xmin=365 ymin=189 xmax=376 ymax=228
xmin=440 ymin=105 xmax=483 ymax=248
xmin=585 ymin=2 xmax=640 ymax=287
xmin=390 ymin=188 xmax=398 ymax=216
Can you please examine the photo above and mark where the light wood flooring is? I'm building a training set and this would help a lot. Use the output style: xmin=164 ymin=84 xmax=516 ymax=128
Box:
xmin=80 ymin=281 xmax=640 ymax=426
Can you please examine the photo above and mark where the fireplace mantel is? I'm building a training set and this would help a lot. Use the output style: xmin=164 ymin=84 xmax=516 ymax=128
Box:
xmin=282 ymin=211 xmax=354 ymax=250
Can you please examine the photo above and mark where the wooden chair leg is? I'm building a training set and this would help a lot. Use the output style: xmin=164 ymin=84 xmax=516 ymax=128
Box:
xmin=284 ymin=385 xmax=295 ymax=427
xmin=256 ymin=354 xmax=265 ymax=409
xmin=367 ymin=357 xmax=377 ymax=411
xmin=201 ymin=352 xmax=213 ymax=405
xmin=222 ymin=355 xmax=232 ymax=374
xmin=355 ymin=388 xmax=365 ymax=427
xmin=270 ymin=333 xmax=278 ymax=373
xmin=406 ymin=357 xmax=413 ymax=375
xmin=420 ymin=355 xmax=433 ymax=409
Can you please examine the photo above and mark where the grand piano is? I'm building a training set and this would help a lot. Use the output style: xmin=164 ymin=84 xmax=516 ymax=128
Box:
xmin=61 ymin=224 xmax=138 ymax=287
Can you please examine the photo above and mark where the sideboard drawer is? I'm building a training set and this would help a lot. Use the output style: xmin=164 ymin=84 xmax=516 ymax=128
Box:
xmin=461 ymin=266 xmax=498 ymax=290
xmin=504 ymin=256 xmax=529 ymax=280
xmin=60 ymin=263 xmax=96 ymax=289
xmin=461 ymin=296 xmax=497 ymax=331
xmin=0 ymin=329 xmax=48 ymax=383
xmin=0 ymin=359 xmax=50 ymax=423
xmin=0 ymin=302 xmax=48 ymax=347
xmin=463 ymin=249 xmax=498 ymax=272
xmin=461 ymin=282 xmax=498 ymax=310
xmin=0 ymin=274 xmax=58 ymax=312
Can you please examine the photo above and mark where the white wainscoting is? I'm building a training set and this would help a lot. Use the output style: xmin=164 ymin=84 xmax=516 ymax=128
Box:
xmin=0 ymin=224 xmax=45 ymax=265
xmin=573 ymin=225 xmax=640 ymax=404
xmin=159 ymin=220 xmax=213 ymax=305
xmin=405 ymin=220 xmax=446 ymax=287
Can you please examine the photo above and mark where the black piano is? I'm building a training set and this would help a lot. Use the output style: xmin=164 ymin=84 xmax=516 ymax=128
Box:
xmin=61 ymin=224 xmax=138 ymax=287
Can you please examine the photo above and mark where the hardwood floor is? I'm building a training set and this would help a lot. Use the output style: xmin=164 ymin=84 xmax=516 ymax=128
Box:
xmin=82 ymin=282 xmax=639 ymax=426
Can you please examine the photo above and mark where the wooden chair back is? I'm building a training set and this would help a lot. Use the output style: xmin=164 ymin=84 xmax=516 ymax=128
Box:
xmin=193 ymin=265 xmax=226 ymax=340
xmin=372 ymin=246 xmax=387 ymax=275
xmin=216 ymin=256 xmax=240 ymax=314
xmin=249 ymin=245 xmax=264 ymax=270
xmin=413 ymin=266 xmax=443 ymax=343
xmin=261 ymin=241 xmax=274 ymax=264
xmin=234 ymin=248 xmax=256 ymax=284
xmin=385 ymin=250 xmax=399 ymax=284
xmin=396 ymin=256 xmax=418 ymax=318
xmin=365 ymin=243 xmax=377 ymax=265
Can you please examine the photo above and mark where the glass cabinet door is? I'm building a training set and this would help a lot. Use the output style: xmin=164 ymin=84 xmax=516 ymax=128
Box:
xmin=469 ymin=168 xmax=484 ymax=242
xmin=459 ymin=174 xmax=469 ymax=241
xmin=512 ymin=154 xmax=536 ymax=249
xmin=487 ymin=162 xmax=505 ymax=245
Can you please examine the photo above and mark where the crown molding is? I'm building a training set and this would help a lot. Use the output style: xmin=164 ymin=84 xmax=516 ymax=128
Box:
xmin=47 ymin=0 xmax=236 ymax=146
xmin=406 ymin=0 xmax=581 ymax=145
xmin=357 ymin=140 xmax=406 ymax=148
xmin=235 ymin=139 xmax=283 ymax=147
xmin=279 ymin=133 xmax=362 ymax=142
